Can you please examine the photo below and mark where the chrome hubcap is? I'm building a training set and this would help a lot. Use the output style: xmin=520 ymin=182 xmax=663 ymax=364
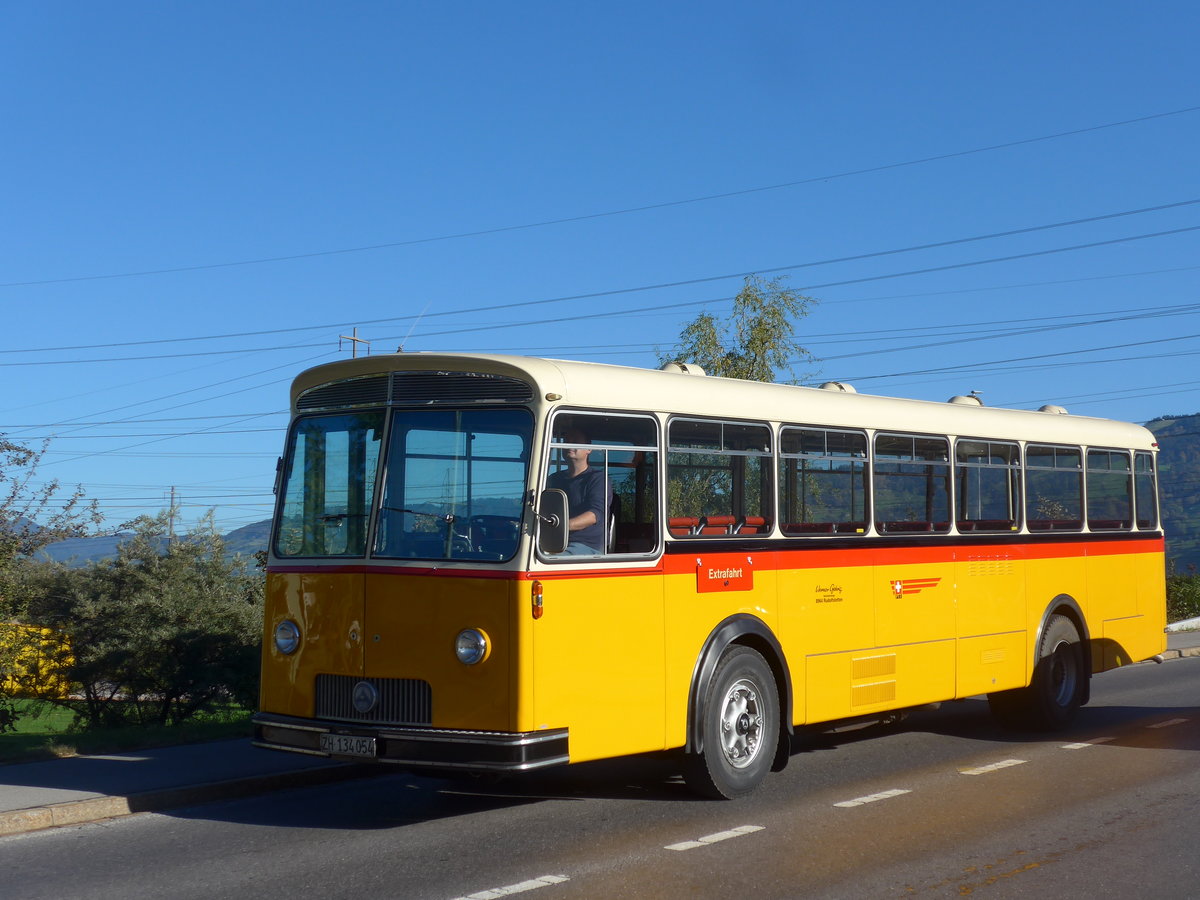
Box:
xmin=719 ymin=678 xmax=764 ymax=769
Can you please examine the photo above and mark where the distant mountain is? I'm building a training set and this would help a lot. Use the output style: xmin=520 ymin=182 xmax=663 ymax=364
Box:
xmin=222 ymin=519 xmax=272 ymax=557
xmin=39 ymin=520 xmax=273 ymax=567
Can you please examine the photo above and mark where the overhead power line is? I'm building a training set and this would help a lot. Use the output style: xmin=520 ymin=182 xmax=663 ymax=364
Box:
xmin=3 ymin=105 xmax=1197 ymax=290
xmin=4 ymin=199 xmax=1199 ymax=364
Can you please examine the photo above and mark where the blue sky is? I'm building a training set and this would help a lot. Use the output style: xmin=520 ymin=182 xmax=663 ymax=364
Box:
xmin=4 ymin=2 xmax=1198 ymax=533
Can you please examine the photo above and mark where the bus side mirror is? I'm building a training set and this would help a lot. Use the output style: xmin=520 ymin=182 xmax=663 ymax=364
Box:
xmin=537 ymin=489 xmax=569 ymax=555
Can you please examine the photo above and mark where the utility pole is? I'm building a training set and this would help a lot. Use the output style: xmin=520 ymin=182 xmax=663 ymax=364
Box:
xmin=168 ymin=486 xmax=177 ymax=544
xmin=339 ymin=327 xmax=370 ymax=358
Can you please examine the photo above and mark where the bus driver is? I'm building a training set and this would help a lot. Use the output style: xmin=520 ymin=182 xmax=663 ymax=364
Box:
xmin=547 ymin=428 xmax=611 ymax=555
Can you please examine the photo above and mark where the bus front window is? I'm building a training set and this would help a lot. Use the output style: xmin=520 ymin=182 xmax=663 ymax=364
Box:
xmin=374 ymin=409 xmax=532 ymax=561
xmin=274 ymin=412 xmax=384 ymax=558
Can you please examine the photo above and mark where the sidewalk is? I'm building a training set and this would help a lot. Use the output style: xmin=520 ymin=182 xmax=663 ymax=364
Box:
xmin=3 ymin=629 xmax=1200 ymax=838
xmin=0 ymin=737 xmax=376 ymax=837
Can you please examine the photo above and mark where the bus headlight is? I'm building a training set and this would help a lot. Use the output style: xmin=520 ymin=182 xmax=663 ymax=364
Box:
xmin=454 ymin=628 xmax=489 ymax=665
xmin=274 ymin=620 xmax=301 ymax=655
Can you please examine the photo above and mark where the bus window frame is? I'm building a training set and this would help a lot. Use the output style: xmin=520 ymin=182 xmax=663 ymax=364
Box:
xmin=778 ymin=424 xmax=869 ymax=537
xmin=871 ymin=431 xmax=952 ymax=535
xmin=1134 ymin=450 xmax=1159 ymax=530
xmin=953 ymin=437 xmax=1022 ymax=534
xmin=1025 ymin=442 xmax=1084 ymax=532
xmin=273 ymin=409 xmax=386 ymax=560
xmin=537 ymin=408 xmax=662 ymax=563
xmin=1085 ymin=446 xmax=1134 ymax=532
xmin=665 ymin=415 xmax=774 ymax=538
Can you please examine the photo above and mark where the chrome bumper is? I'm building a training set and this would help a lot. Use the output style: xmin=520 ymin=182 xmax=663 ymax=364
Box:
xmin=252 ymin=712 xmax=569 ymax=772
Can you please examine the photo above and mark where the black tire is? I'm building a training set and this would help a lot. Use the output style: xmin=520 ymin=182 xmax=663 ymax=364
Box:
xmin=988 ymin=614 xmax=1085 ymax=731
xmin=684 ymin=645 xmax=780 ymax=799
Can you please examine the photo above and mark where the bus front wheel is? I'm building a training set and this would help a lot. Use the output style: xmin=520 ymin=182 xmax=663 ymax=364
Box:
xmin=988 ymin=614 xmax=1085 ymax=730
xmin=685 ymin=645 xmax=779 ymax=799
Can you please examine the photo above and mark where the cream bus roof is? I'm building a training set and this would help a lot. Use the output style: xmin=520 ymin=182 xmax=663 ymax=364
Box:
xmin=290 ymin=353 xmax=1156 ymax=450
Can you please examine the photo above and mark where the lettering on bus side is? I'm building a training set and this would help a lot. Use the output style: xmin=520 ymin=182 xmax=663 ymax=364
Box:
xmin=696 ymin=557 xmax=754 ymax=592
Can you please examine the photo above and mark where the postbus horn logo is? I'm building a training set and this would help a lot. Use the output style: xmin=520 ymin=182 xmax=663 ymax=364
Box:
xmin=891 ymin=577 xmax=942 ymax=599
xmin=352 ymin=680 xmax=379 ymax=714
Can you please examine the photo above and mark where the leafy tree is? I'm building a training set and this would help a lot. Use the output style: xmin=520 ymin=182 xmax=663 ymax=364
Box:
xmin=0 ymin=436 xmax=102 ymax=733
xmin=0 ymin=437 xmax=102 ymax=574
xmin=660 ymin=275 xmax=817 ymax=383
xmin=23 ymin=512 xmax=263 ymax=729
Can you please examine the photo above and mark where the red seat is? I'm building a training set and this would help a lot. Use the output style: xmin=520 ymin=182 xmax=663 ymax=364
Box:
xmin=738 ymin=516 xmax=767 ymax=534
xmin=668 ymin=516 xmax=700 ymax=536
xmin=698 ymin=515 xmax=736 ymax=535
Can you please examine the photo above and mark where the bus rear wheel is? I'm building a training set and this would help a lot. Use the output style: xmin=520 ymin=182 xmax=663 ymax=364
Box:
xmin=685 ymin=645 xmax=779 ymax=799
xmin=988 ymin=614 xmax=1085 ymax=730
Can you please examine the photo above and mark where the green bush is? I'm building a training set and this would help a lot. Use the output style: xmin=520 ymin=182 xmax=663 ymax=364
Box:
xmin=23 ymin=513 xmax=264 ymax=730
xmin=1167 ymin=572 xmax=1200 ymax=624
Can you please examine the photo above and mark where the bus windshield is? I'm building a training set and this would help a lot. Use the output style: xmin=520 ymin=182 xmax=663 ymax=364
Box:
xmin=275 ymin=411 xmax=385 ymax=558
xmin=374 ymin=408 xmax=533 ymax=561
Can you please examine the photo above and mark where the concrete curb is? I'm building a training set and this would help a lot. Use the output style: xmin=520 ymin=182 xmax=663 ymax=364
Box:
xmin=0 ymin=761 xmax=378 ymax=838
xmin=1160 ymin=646 xmax=1200 ymax=661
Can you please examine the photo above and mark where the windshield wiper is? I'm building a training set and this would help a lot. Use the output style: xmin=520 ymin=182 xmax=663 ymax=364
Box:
xmin=382 ymin=506 xmax=457 ymax=524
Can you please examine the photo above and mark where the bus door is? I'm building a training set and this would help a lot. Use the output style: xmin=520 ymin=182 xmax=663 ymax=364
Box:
xmin=532 ymin=412 xmax=666 ymax=762
xmin=365 ymin=408 xmax=534 ymax=733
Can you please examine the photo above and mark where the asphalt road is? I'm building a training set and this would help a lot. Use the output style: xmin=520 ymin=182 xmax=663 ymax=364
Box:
xmin=5 ymin=656 xmax=1199 ymax=899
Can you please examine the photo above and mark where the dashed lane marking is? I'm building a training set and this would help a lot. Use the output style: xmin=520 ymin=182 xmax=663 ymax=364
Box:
xmin=1062 ymin=737 xmax=1115 ymax=749
xmin=833 ymin=789 xmax=913 ymax=808
xmin=1148 ymin=717 xmax=1189 ymax=729
xmin=960 ymin=759 xmax=1027 ymax=776
xmin=665 ymin=824 xmax=764 ymax=851
xmin=452 ymin=874 xmax=569 ymax=899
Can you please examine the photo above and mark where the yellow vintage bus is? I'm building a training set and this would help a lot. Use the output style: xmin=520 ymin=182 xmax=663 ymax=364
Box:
xmin=253 ymin=353 xmax=1166 ymax=798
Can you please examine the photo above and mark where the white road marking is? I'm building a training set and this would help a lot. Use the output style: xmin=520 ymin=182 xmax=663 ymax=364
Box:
xmin=960 ymin=759 xmax=1027 ymax=776
xmin=453 ymin=874 xmax=569 ymax=899
xmin=1062 ymin=737 xmax=1115 ymax=749
xmin=1148 ymin=717 xmax=1189 ymax=729
xmin=833 ymin=788 xmax=912 ymax=808
xmin=665 ymin=824 xmax=764 ymax=851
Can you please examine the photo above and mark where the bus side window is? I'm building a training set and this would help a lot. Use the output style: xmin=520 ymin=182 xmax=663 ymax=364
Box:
xmin=666 ymin=418 xmax=773 ymax=538
xmin=779 ymin=427 xmax=867 ymax=536
xmin=1026 ymin=444 xmax=1083 ymax=531
xmin=1087 ymin=449 xmax=1133 ymax=531
xmin=954 ymin=439 xmax=1020 ymax=533
xmin=873 ymin=433 xmax=951 ymax=534
xmin=544 ymin=412 xmax=660 ymax=557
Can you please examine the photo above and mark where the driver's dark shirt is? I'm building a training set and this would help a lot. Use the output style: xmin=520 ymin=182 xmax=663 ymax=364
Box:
xmin=547 ymin=466 xmax=608 ymax=551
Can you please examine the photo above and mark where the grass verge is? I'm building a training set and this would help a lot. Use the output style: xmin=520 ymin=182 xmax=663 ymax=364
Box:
xmin=0 ymin=700 xmax=252 ymax=765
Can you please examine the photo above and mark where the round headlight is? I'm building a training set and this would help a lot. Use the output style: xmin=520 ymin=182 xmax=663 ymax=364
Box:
xmin=454 ymin=628 xmax=488 ymax=665
xmin=274 ymin=620 xmax=301 ymax=655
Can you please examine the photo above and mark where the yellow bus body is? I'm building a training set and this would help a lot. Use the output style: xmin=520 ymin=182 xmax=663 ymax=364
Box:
xmin=253 ymin=353 xmax=1167 ymax=793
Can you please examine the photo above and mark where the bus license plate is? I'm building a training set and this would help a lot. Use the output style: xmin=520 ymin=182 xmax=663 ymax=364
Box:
xmin=319 ymin=734 xmax=377 ymax=758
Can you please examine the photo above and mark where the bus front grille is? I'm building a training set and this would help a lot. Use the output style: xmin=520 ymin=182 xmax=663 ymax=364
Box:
xmin=314 ymin=675 xmax=433 ymax=726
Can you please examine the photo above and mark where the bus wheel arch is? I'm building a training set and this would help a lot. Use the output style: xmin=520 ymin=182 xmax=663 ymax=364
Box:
xmin=683 ymin=615 xmax=793 ymax=798
xmin=989 ymin=596 xmax=1090 ymax=730
xmin=1038 ymin=595 xmax=1092 ymax=706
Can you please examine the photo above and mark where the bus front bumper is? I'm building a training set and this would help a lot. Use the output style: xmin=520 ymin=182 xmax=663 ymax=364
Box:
xmin=252 ymin=712 xmax=570 ymax=772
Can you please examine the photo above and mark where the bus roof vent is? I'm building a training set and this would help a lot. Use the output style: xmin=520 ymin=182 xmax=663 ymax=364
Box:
xmin=390 ymin=371 xmax=533 ymax=405
xmin=660 ymin=361 xmax=707 ymax=376
xmin=297 ymin=374 xmax=390 ymax=410
xmin=948 ymin=393 xmax=984 ymax=406
xmin=1038 ymin=404 xmax=1069 ymax=415
xmin=819 ymin=381 xmax=856 ymax=393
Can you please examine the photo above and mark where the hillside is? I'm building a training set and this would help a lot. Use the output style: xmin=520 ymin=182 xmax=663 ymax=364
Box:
xmin=1147 ymin=414 xmax=1200 ymax=572
xmin=40 ymin=520 xmax=273 ymax=567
